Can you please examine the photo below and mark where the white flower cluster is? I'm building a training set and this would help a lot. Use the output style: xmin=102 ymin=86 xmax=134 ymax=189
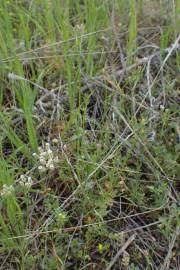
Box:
xmin=19 ymin=175 xmax=33 ymax=188
xmin=122 ymin=251 xmax=130 ymax=267
xmin=1 ymin=184 xmax=14 ymax=197
xmin=33 ymin=142 xmax=59 ymax=173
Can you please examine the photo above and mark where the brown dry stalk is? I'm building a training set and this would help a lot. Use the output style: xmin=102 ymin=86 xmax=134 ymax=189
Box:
xmin=105 ymin=233 xmax=136 ymax=270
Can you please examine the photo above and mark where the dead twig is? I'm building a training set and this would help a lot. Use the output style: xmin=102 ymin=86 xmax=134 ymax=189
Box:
xmin=160 ymin=226 xmax=180 ymax=270
xmin=105 ymin=233 xmax=136 ymax=270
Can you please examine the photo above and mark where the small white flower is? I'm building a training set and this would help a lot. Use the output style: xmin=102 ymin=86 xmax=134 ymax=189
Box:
xmin=36 ymin=141 xmax=60 ymax=172
xmin=38 ymin=166 xmax=46 ymax=172
xmin=52 ymin=138 xmax=59 ymax=144
xmin=160 ymin=104 xmax=165 ymax=111
xmin=122 ymin=251 xmax=130 ymax=267
xmin=1 ymin=184 xmax=14 ymax=197
xmin=85 ymin=182 xmax=95 ymax=190
xmin=39 ymin=158 xmax=46 ymax=165
xmin=20 ymin=174 xmax=26 ymax=181
xmin=49 ymin=163 xmax=55 ymax=170
xmin=24 ymin=182 xmax=30 ymax=188
xmin=47 ymin=149 xmax=53 ymax=155
xmin=45 ymin=142 xmax=50 ymax=149
xmin=27 ymin=176 xmax=32 ymax=182
xmin=32 ymin=152 xmax=37 ymax=157
xmin=19 ymin=180 xmax=25 ymax=187
xmin=25 ymin=177 xmax=33 ymax=188
xmin=19 ymin=175 xmax=33 ymax=188
xmin=63 ymin=144 xmax=67 ymax=151
xmin=46 ymin=158 xmax=53 ymax=166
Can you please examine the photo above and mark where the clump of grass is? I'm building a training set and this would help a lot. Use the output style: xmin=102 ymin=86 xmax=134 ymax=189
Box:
xmin=127 ymin=0 xmax=137 ymax=64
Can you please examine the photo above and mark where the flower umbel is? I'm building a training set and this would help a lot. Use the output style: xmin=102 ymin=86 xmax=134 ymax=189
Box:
xmin=1 ymin=184 xmax=14 ymax=197
xmin=33 ymin=141 xmax=59 ymax=173
xmin=19 ymin=175 xmax=33 ymax=188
